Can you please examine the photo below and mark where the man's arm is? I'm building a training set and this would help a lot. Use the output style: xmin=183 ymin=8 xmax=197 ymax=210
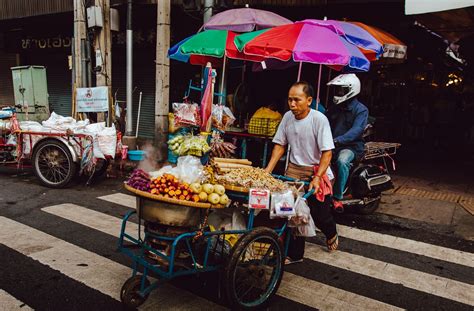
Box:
xmin=309 ymin=150 xmax=332 ymax=192
xmin=264 ymin=144 xmax=286 ymax=174
xmin=334 ymin=108 xmax=368 ymax=145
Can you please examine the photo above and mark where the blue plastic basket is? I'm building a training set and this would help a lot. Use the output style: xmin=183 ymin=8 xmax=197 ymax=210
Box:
xmin=128 ymin=150 xmax=146 ymax=161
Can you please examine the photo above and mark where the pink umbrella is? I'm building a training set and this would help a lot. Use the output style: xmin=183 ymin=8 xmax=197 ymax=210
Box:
xmin=202 ymin=7 xmax=292 ymax=32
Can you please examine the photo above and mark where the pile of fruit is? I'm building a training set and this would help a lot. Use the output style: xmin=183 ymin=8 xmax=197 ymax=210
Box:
xmin=189 ymin=182 xmax=229 ymax=206
xmin=126 ymin=169 xmax=151 ymax=192
xmin=149 ymin=173 xmax=196 ymax=201
xmin=127 ymin=171 xmax=229 ymax=206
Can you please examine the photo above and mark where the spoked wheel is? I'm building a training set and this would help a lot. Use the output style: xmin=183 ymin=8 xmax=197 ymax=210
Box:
xmin=32 ymin=140 xmax=77 ymax=188
xmin=224 ymin=227 xmax=284 ymax=310
xmin=356 ymin=197 xmax=381 ymax=215
xmin=120 ymin=275 xmax=151 ymax=308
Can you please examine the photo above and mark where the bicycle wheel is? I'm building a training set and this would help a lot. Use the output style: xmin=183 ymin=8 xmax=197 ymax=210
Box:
xmin=224 ymin=227 xmax=284 ymax=310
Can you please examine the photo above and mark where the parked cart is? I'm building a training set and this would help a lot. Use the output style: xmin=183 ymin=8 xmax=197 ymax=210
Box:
xmin=0 ymin=109 xmax=115 ymax=187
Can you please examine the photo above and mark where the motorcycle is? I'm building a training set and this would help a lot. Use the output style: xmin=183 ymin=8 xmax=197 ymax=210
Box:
xmin=331 ymin=122 xmax=400 ymax=214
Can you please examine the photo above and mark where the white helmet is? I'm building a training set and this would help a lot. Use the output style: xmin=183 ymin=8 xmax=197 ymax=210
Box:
xmin=327 ymin=73 xmax=361 ymax=105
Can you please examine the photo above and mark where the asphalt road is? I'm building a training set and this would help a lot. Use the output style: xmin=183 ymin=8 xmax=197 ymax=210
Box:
xmin=0 ymin=169 xmax=473 ymax=310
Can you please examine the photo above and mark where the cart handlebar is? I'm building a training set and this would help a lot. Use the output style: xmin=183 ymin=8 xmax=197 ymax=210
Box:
xmin=272 ymin=174 xmax=315 ymax=199
xmin=272 ymin=174 xmax=310 ymax=186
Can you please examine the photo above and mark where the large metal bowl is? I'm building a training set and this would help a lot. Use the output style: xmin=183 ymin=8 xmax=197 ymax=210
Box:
xmin=137 ymin=196 xmax=202 ymax=227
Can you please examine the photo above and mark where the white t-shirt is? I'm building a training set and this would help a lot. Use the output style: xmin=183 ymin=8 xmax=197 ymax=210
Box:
xmin=273 ymin=109 xmax=335 ymax=177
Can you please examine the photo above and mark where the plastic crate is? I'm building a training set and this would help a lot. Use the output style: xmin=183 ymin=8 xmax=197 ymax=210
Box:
xmin=248 ymin=118 xmax=281 ymax=136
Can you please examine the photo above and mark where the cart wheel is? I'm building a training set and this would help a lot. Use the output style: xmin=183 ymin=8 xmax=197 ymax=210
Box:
xmin=224 ymin=227 xmax=284 ymax=310
xmin=32 ymin=139 xmax=77 ymax=188
xmin=120 ymin=275 xmax=150 ymax=308
xmin=356 ymin=197 xmax=381 ymax=215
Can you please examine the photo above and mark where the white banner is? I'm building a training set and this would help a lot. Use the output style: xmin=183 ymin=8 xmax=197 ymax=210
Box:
xmin=76 ymin=87 xmax=109 ymax=112
xmin=405 ymin=0 xmax=474 ymax=15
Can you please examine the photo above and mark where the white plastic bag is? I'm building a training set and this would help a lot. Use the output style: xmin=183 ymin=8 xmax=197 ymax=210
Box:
xmin=175 ymin=155 xmax=203 ymax=184
xmin=290 ymin=197 xmax=317 ymax=237
xmin=270 ymin=190 xmax=296 ymax=218
xmin=231 ymin=210 xmax=246 ymax=230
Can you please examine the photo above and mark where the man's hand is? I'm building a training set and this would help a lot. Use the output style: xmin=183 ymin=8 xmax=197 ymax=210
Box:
xmin=264 ymin=167 xmax=272 ymax=174
xmin=308 ymin=176 xmax=322 ymax=194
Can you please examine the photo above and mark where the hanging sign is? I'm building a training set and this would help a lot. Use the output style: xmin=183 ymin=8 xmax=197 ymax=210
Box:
xmin=249 ymin=189 xmax=271 ymax=210
xmin=76 ymin=87 xmax=109 ymax=112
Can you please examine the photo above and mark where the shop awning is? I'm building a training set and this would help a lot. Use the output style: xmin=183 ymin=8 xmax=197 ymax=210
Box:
xmin=405 ymin=2 xmax=474 ymax=43
xmin=405 ymin=0 xmax=474 ymax=15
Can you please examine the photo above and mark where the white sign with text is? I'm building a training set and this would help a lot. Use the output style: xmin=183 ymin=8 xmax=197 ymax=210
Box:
xmin=76 ymin=87 xmax=109 ymax=112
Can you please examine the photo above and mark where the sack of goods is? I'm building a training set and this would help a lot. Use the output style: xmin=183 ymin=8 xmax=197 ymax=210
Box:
xmin=248 ymin=107 xmax=282 ymax=136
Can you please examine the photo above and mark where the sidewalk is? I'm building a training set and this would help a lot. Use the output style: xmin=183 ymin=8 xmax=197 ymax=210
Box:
xmin=376 ymin=152 xmax=474 ymax=241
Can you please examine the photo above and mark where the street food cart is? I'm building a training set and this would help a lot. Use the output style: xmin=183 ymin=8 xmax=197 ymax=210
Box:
xmin=118 ymin=162 xmax=313 ymax=309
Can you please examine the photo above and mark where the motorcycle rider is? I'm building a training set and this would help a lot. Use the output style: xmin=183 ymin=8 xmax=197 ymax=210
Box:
xmin=326 ymin=74 xmax=369 ymax=210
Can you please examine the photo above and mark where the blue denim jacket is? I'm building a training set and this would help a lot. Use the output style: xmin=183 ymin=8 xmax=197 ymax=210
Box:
xmin=326 ymin=98 xmax=368 ymax=157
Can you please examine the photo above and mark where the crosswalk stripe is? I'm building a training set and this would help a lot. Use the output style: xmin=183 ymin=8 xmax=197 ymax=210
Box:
xmin=335 ymin=226 xmax=474 ymax=268
xmin=0 ymin=216 xmax=224 ymax=311
xmin=99 ymin=193 xmax=474 ymax=268
xmin=0 ymin=290 xmax=33 ymax=311
xmin=43 ymin=203 xmax=404 ymax=310
xmin=98 ymin=193 xmax=136 ymax=209
xmin=279 ymin=273 xmax=403 ymax=311
xmin=42 ymin=203 xmax=142 ymax=238
xmin=304 ymin=242 xmax=474 ymax=306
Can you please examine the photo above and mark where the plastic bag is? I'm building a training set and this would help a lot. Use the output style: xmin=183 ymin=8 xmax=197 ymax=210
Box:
xmin=212 ymin=104 xmax=236 ymax=130
xmin=175 ymin=155 xmax=204 ymax=184
xmin=149 ymin=165 xmax=173 ymax=179
xmin=289 ymin=197 xmax=317 ymax=237
xmin=6 ymin=134 xmax=17 ymax=145
xmin=270 ymin=190 xmax=296 ymax=218
xmin=231 ymin=210 xmax=246 ymax=230
xmin=173 ymin=102 xmax=200 ymax=127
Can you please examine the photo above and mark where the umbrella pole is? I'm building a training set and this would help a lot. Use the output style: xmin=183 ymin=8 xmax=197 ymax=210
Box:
xmin=325 ymin=68 xmax=332 ymax=108
xmin=316 ymin=64 xmax=323 ymax=105
xmin=219 ymin=55 xmax=227 ymax=105
xmin=297 ymin=61 xmax=303 ymax=82
xmin=286 ymin=61 xmax=303 ymax=171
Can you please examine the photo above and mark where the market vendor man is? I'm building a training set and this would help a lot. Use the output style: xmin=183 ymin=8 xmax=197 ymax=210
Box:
xmin=265 ymin=81 xmax=338 ymax=263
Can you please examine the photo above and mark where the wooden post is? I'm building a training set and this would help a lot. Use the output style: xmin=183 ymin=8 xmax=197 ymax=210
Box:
xmin=155 ymin=0 xmax=171 ymax=162
xmin=94 ymin=0 xmax=112 ymax=122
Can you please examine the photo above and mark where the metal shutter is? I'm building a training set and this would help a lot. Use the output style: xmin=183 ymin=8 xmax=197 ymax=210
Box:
xmin=0 ymin=50 xmax=16 ymax=106
xmin=28 ymin=52 xmax=72 ymax=116
xmin=112 ymin=49 xmax=155 ymax=139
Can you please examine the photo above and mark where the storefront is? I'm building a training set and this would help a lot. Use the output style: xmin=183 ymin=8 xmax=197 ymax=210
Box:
xmin=0 ymin=13 xmax=73 ymax=116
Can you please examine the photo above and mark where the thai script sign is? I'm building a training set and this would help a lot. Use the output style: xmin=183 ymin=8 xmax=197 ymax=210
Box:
xmin=21 ymin=35 xmax=72 ymax=50
xmin=76 ymin=87 xmax=109 ymax=112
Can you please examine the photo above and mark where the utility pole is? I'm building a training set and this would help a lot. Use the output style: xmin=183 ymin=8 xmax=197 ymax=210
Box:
xmin=126 ymin=0 xmax=133 ymax=137
xmin=203 ymin=0 xmax=213 ymax=23
xmin=155 ymin=0 xmax=170 ymax=161
xmin=93 ymin=0 xmax=112 ymax=123
xmin=73 ymin=0 xmax=87 ymax=116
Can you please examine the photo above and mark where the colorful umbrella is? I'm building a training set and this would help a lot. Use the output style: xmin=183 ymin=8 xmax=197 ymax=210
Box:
xmin=298 ymin=19 xmax=384 ymax=61
xmin=234 ymin=22 xmax=371 ymax=72
xmin=349 ymin=22 xmax=407 ymax=60
xmin=168 ymin=30 xmax=264 ymax=66
xmin=202 ymin=7 xmax=292 ymax=32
